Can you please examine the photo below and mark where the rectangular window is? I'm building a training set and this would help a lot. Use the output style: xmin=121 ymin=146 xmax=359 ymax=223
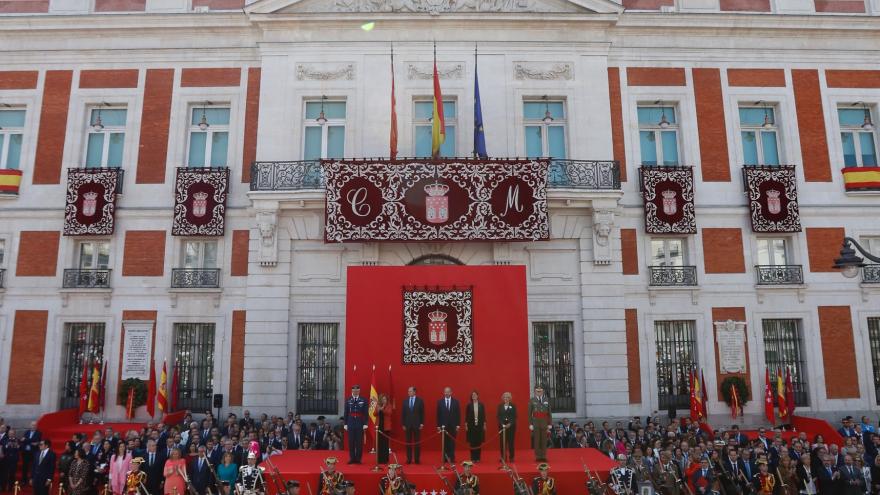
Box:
xmin=523 ymin=99 xmax=566 ymax=159
xmin=650 ymin=238 xmax=686 ymax=266
xmin=839 ymin=107 xmax=877 ymax=167
xmin=740 ymin=106 xmax=780 ymax=166
xmin=762 ymin=319 xmax=808 ymax=407
xmin=297 ymin=322 xmax=340 ymax=415
xmin=655 ymin=320 xmax=697 ymax=411
xmin=757 ymin=238 xmax=789 ymax=266
xmin=0 ymin=238 xmax=6 ymax=266
xmin=85 ymin=107 xmax=126 ymax=168
xmin=173 ymin=323 xmax=215 ymax=411
xmin=77 ymin=241 xmax=110 ymax=270
xmin=638 ymin=105 xmax=679 ymax=166
xmin=181 ymin=240 xmax=218 ymax=269
xmin=533 ymin=321 xmax=575 ymax=413
xmin=60 ymin=323 xmax=105 ymax=409
xmin=0 ymin=109 xmax=25 ymax=170
xmin=414 ymin=100 xmax=457 ymax=157
xmin=187 ymin=106 xmax=230 ymax=168
xmin=870 ymin=318 xmax=880 ymax=405
xmin=303 ymin=99 xmax=345 ymax=160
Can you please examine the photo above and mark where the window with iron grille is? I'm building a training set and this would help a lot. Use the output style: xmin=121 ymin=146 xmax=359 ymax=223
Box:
xmin=762 ymin=319 xmax=808 ymax=407
xmin=533 ymin=321 xmax=575 ymax=413
xmin=297 ymin=322 xmax=340 ymax=415
xmin=173 ymin=323 xmax=215 ymax=411
xmin=868 ymin=318 xmax=880 ymax=406
xmin=60 ymin=323 xmax=105 ymax=409
xmin=655 ymin=320 xmax=697 ymax=412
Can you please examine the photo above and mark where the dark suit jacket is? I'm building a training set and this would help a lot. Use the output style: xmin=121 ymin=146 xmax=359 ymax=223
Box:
xmin=464 ymin=401 xmax=486 ymax=431
xmin=816 ymin=465 xmax=836 ymax=495
xmin=21 ymin=430 xmax=41 ymax=454
xmin=496 ymin=403 xmax=517 ymax=429
xmin=401 ymin=396 xmax=425 ymax=429
xmin=32 ymin=449 xmax=56 ymax=485
xmin=436 ymin=397 xmax=461 ymax=432
xmin=143 ymin=451 xmax=165 ymax=493
xmin=189 ymin=457 xmax=213 ymax=493
xmin=796 ymin=463 xmax=816 ymax=492
xmin=839 ymin=465 xmax=865 ymax=495
xmin=691 ymin=468 xmax=715 ymax=494
xmin=287 ymin=432 xmax=304 ymax=450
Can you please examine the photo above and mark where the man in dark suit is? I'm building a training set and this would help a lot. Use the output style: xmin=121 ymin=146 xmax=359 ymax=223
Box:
xmin=436 ymin=387 xmax=461 ymax=465
xmin=497 ymin=392 xmax=516 ymax=463
xmin=307 ymin=423 xmax=324 ymax=450
xmin=189 ymin=446 xmax=213 ymax=495
xmin=401 ymin=386 xmax=424 ymax=465
xmin=31 ymin=440 xmax=55 ymax=495
xmin=143 ymin=440 xmax=165 ymax=495
xmin=691 ymin=457 xmax=715 ymax=495
xmin=20 ymin=422 xmax=40 ymax=486
xmin=206 ymin=439 xmax=222 ymax=467
xmin=817 ymin=455 xmax=838 ymax=495
xmin=839 ymin=455 xmax=865 ymax=495
xmin=287 ymin=424 xmax=304 ymax=450
xmin=464 ymin=391 xmax=486 ymax=463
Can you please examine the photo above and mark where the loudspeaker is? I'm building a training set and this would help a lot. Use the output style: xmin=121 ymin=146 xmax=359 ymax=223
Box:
xmin=213 ymin=394 xmax=224 ymax=409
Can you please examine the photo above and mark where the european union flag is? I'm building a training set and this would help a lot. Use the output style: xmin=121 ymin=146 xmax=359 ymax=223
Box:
xmin=473 ymin=58 xmax=488 ymax=159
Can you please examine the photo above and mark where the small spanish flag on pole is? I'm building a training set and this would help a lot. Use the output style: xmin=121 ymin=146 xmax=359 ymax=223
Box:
xmin=431 ymin=42 xmax=446 ymax=159
xmin=157 ymin=361 xmax=168 ymax=414
xmin=730 ymin=383 xmax=740 ymax=419
xmin=87 ymin=359 xmax=100 ymax=413
xmin=389 ymin=43 xmax=398 ymax=160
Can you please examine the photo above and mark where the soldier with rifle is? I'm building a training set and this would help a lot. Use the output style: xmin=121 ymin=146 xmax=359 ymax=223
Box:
xmin=655 ymin=451 xmax=683 ymax=495
xmin=317 ymin=457 xmax=344 ymax=495
xmin=454 ymin=461 xmax=479 ymax=495
xmin=609 ymin=454 xmax=637 ymax=495
xmin=236 ymin=453 xmax=265 ymax=495
xmin=532 ymin=463 xmax=556 ymax=495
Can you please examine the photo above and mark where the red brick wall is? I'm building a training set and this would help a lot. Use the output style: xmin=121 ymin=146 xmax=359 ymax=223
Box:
xmin=122 ymin=230 xmax=166 ymax=276
xmin=191 ymin=0 xmax=243 ymax=8
xmin=94 ymin=0 xmax=145 ymax=11
xmin=6 ymin=310 xmax=48 ymax=404
xmin=242 ymin=68 xmax=261 ymax=184
xmin=0 ymin=0 xmax=49 ymax=13
xmin=625 ymin=308 xmax=641 ymax=404
xmin=136 ymin=69 xmax=174 ymax=184
xmin=727 ymin=69 xmax=786 ymax=88
xmin=608 ymin=67 xmax=627 ymax=182
xmin=806 ymin=227 xmax=845 ymax=273
xmin=817 ymin=306 xmax=860 ymax=399
xmin=711 ymin=307 xmax=749 ymax=397
xmin=621 ymin=228 xmax=639 ymax=275
xmin=33 ymin=70 xmax=72 ymax=185
xmin=719 ymin=0 xmax=770 ymax=10
xmin=180 ymin=68 xmax=241 ymax=88
xmin=229 ymin=310 xmax=246 ymax=406
xmin=0 ymin=71 xmax=38 ymax=89
xmin=693 ymin=68 xmax=731 ymax=181
xmin=16 ymin=231 xmax=60 ymax=277
xmin=626 ymin=67 xmax=687 ymax=87
xmin=622 ymin=0 xmax=673 ymax=8
xmin=79 ymin=69 xmax=139 ymax=89
xmin=231 ymin=230 xmax=249 ymax=277
xmin=825 ymin=70 xmax=880 ymax=89
xmin=792 ymin=70 xmax=832 ymax=182
xmin=814 ymin=0 xmax=865 ymax=12
xmin=702 ymin=228 xmax=746 ymax=274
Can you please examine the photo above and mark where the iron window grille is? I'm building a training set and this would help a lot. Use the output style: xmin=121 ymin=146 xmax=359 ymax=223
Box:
xmin=173 ymin=323 xmax=215 ymax=411
xmin=863 ymin=265 xmax=880 ymax=284
xmin=649 ymin=266 xmax=698 ymax=287
xmin=62 ymin=269 xmax=112 ymax=289
xmin=60 ymin=323 xmax=105 ymax=409
xmin=755 ymin=265 xmax=804 ymax=285
xmin=655 ymin=320 xmax=697 ymax=412
xmin=762 ymin=319 xmax=809 ymax=407
xmin=171 ymin=268 xmax=221 ymax=289
xmin=297 ymin=322 xmax=340 ymax=415
xmin=533 ymin=321 xmax=576 ymax=413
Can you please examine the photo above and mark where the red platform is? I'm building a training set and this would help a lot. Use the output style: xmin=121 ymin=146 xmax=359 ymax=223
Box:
xmin=268 ymin=448 xmax=615 ymax=494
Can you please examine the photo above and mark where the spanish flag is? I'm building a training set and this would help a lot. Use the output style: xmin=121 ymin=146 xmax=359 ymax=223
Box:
xmin=0 ymin=169 xmax=23 ymax=195
xmin=87 ymin=360 xmax=100 ymax=413
xmin=431 ymin=46 xmax=445 ymax=159
xmin=157 ymin=361 xmax=168 ymax=413
xmin=776 ymin=367 xmax=788 ymax=420
xmin=730 ymin=383 xmax=740 ymax=419
xmin=692 ymin=369 xmax=703 ymax=419
xmin=368 ymin=365 xmax=379 ymax=426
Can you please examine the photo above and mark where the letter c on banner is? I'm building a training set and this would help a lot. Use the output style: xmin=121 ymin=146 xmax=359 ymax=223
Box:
xmin=346 ymin=187 xmax=372 ymax=217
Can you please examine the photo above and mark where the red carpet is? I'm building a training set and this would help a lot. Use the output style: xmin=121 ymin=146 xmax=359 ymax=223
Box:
xmin=268 ymin=448 xmax=615 ymax=494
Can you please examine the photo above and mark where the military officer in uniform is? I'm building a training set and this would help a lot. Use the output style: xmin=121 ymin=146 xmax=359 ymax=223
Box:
xmin=655 ymin=451 xmax=683 ymax=495
xmin=532 ymin=463 xmax=557 ymax=495
xmin=379 ymin=464 xmax=409 ymax=495
xmin=528 ymin=386 xmax=552 ymax=462
xmin=455 ymin=461 xmax=480 ymax=494
xmin=318 ymin=457 xmax=344 ymax=495
xmin=609 ymin=454 xmax=637 ymax=495
xmin=125 ymin=457 xmax=148 ymax=495
xmin=343 ymin=385 xmax=368 ymax=464
xmin=237 ymin=453 xmax=266 ymax=495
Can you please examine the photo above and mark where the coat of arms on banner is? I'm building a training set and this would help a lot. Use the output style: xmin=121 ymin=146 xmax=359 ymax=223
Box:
xmin=640 ymin=166 xmax=696 ymax=234
xmin=63 ymin=168 xmax=121 ymax=236
xmin=403 ymin=288 xmax=473 ymax=364
xmin=742 ymin=165 xmax=801 ymax=233
xmin=172 ymin=167 xmax=229 ymax=236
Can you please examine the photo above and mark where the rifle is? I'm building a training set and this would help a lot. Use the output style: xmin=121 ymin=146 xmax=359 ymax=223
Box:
xmin=263 ymin=455 xmax=287 ymax=495
xmin=390 ymin=452 xmax=415 ymax=495
xmin=205 ymin=460 xmax=223 ymax=495
xmin=432 ymin=466 xmax=456 ymax=495
xmin=580 ymin=458 xmax=607 ymax=495
xmin=508 ymin=464 xmax=534 ymax=495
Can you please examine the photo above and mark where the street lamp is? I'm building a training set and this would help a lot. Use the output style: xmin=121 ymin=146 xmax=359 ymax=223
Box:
xmin=833 ymin=236 xmax=880 ymax=278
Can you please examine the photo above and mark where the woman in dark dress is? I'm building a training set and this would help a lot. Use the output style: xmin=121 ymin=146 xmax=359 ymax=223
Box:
xmin=376 ymin=394 xmax=393 ymax=464
xmin=465 ymin=390 xmax=486 ymax=463
xmin=68 ymin=449 xmax=92 ymax=495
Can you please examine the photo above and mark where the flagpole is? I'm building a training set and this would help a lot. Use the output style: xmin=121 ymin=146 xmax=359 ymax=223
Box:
xmin=473 ymin=42 xmax=477 ymax=158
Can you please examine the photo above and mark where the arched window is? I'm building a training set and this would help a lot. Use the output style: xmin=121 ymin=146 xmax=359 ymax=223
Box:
xmin=407 ymin=254 xmax=464 ymax=266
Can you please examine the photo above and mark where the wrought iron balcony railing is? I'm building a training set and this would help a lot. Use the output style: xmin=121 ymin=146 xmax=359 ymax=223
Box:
xmin=649 ymin=266 xmax=698 ymax=287
xmin=62 ymin=269 xmax=112 ymax=289
xmin=0 ymin=268 xmax=5 ymax=289
xmin=171 ymin=268 xmax=221 ymax=289
xmin=755 ymin=265 xmax=804 ymax=285
xmin=250 ymin=159 xmax=620 ymax=192
xmin=864 ymin=264 xmax=880 ymax=284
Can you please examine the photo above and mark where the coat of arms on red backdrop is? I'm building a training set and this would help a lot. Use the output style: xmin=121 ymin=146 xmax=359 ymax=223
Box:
xmin=742 ymin=165 xmax=801 ymax=233
xmin=63 ymin=168 xmax=121 ymax=236
xmin=324 ymin=159 xmax=549 ymax=242
xmin=640 ymin=166 xmax=696 ymax=234
xmin=172 ymin=167 xmax=229 ymax=236
xmin=402 ymin=287 xmax=473 ymax=364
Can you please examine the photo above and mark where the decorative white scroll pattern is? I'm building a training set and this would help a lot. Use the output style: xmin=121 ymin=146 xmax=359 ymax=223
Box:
xmin=641 ymin=166 xmax=696 ymax=234
xmin=407 ymin=63 xmax=464 ymax=80
xmin=742 ymin=165 xmax=801 ymax=233
xmin=403 ymin=289 xmax=473 ymax=364
xmin=63 ymin=168 xmax=120 ymax=236
xmin=334 ymin=0 xmax=537 ymax=13
xmin=514 ymin=63 xmax=573 ymax=81
xmin=295 ymin=64 xmax=355 ymax=81
xmin=171 ymin=167 xmax=229 ymax=237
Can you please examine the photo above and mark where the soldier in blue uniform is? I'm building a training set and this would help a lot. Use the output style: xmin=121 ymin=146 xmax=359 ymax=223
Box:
xmin=343 ymin=385 xmax=368 ymax=464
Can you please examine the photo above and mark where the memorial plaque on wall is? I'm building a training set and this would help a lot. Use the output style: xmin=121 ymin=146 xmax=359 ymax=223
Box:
xmin=715 ymin=319 xmax=746 ymax=374
xmin=121 ymin=321 xmax=154 ymax=380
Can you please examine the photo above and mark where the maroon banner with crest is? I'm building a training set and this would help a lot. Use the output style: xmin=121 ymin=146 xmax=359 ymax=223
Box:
xmin=743 ymin=165 xmax=801 ymax=233
xmin=64 ymin=168 xmax=121 ymax=236
xmin=403 ymin=287 xmax=473 ymax=364
xmin=172 ymin=167 xmax=229 ymax=236
xmin=324 ymin=159 xmax=549 ymax=242
xmin=641 ymin=166 xmax=696 ymax=234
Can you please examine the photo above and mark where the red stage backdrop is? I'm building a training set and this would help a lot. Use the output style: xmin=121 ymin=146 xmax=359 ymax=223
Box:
xmin=345 ymin=265 xmax=532 ymax=451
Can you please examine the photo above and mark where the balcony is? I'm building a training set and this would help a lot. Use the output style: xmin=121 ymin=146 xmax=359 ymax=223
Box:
xmin=249 ymin=158 xmax=621 ymax=192
xmin=171 ymin=268 xmax=221 ymax=289
xmin=649 ymin=266 xmax=698 ymax=287
xmin=755 ymin=265 xmax=804 ymax=285
xmin=62 ymin=269 xmax=112 ymax=289
xmin=864 ymin=265 xmax=880 ymax=284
